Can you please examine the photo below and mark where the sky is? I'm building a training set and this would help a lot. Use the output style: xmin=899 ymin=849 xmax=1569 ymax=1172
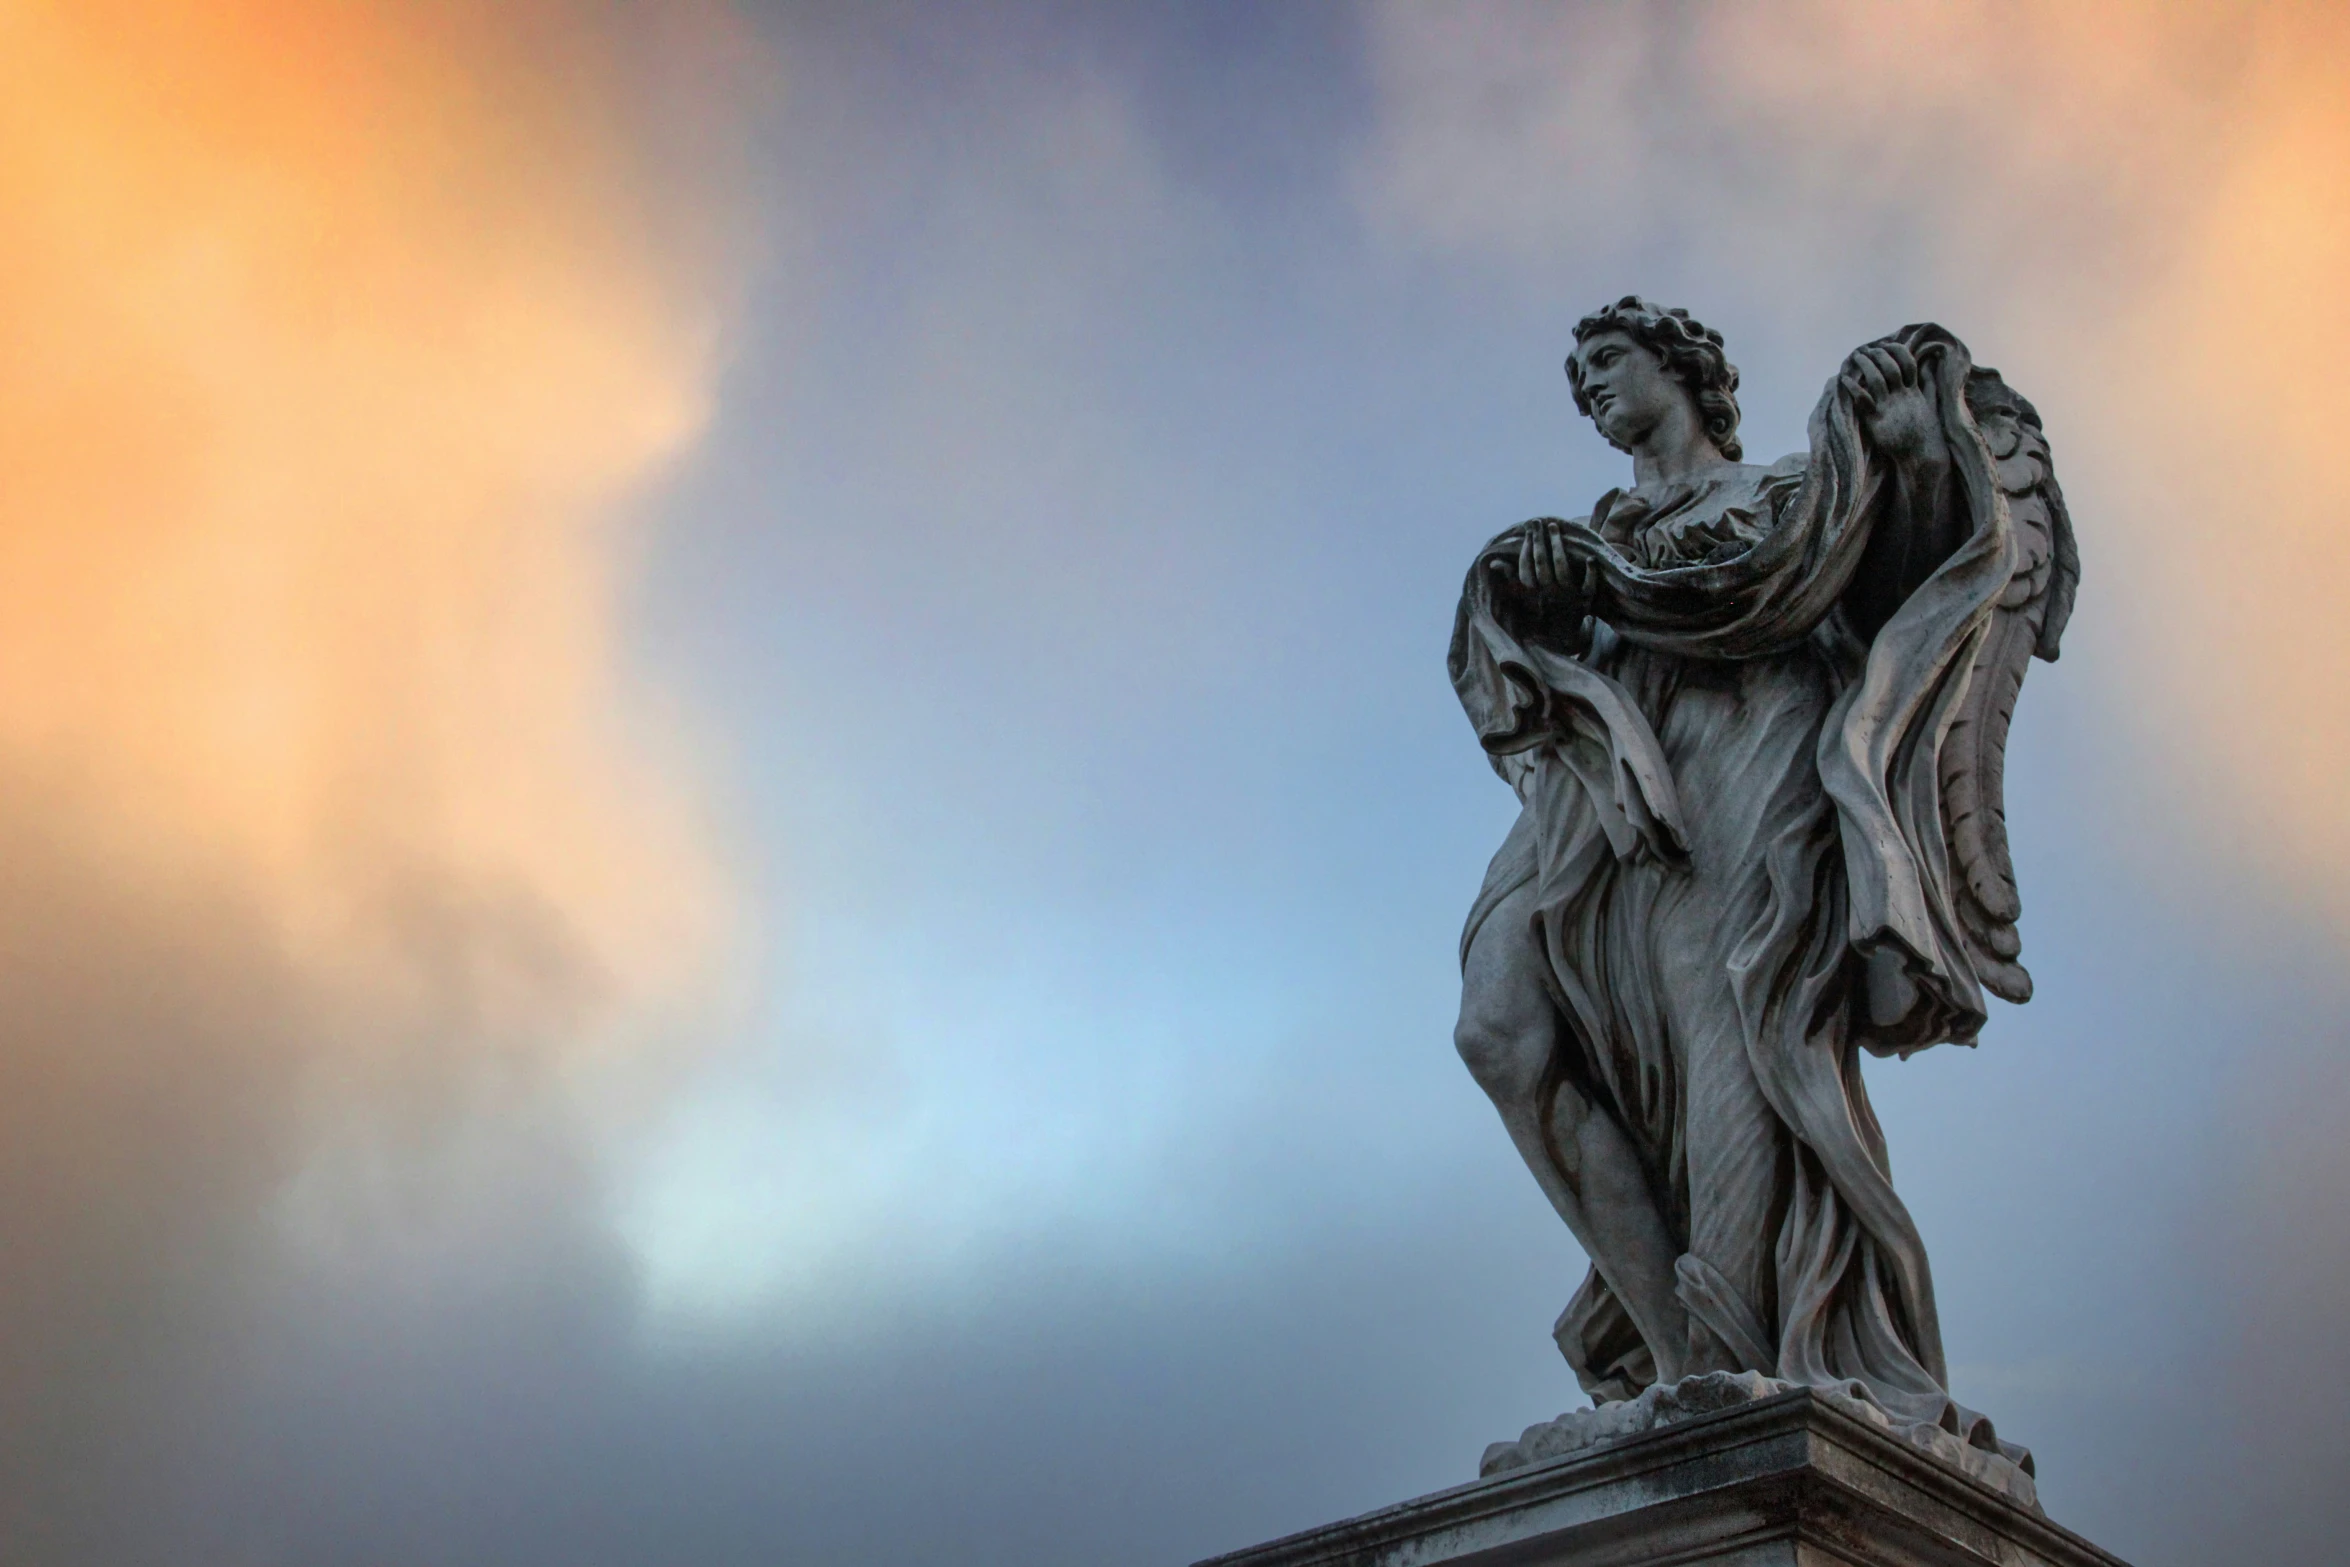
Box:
xmin=3 ymin=2 xmax=2348 ymax=1563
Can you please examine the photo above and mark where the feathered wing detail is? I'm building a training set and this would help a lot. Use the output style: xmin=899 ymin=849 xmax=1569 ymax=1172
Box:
xmin=1936 ymin=369 xmax=2079 ymax=1004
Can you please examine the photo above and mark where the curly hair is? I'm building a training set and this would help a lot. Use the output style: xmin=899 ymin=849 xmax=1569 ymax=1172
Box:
xmin=1566 ymin=296 xmax=1743 ymax=462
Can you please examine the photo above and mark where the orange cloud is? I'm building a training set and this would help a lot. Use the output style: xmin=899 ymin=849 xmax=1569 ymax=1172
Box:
xmin=0 ymin=0 xmax=744 ymax=1034
xmin=2092 ymin=12 xmax=2350 ymax=889
xmin=0 ymin=7 xmax=754 ymax=1539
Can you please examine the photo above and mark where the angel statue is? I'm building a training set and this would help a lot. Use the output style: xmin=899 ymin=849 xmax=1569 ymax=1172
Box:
xmin=1449 ymin=298 xmax=2076 ymax=1478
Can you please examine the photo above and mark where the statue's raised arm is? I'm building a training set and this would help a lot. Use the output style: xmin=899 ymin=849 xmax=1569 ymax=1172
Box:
xmin=1449 ymin=299 xmax=2075 ymax=1504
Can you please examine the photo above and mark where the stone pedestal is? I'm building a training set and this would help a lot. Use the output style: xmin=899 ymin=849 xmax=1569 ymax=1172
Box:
xmin=1193 ymin=1387 xmax=2129 ymax=1567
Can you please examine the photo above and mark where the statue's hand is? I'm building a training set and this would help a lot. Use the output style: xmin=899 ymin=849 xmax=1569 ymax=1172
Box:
xmin=1497 ymin=517 xmax=1597 ymax=651
xmin=1843 ymin=341 xmax=1947 ymax=464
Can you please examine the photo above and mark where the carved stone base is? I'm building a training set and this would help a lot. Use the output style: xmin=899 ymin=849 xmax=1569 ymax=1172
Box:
xmin=1192 ymin=1385 xmax=2129 ymax=1567
xmin=1479 ymin=1372 xmax=2040 ymax=1509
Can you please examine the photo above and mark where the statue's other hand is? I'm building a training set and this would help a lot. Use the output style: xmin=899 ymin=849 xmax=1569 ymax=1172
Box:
xmin=1843 ymin=341 xmax=1946 ymax=464
xmin=1505 ymin=517 xmax=1597 ymax=651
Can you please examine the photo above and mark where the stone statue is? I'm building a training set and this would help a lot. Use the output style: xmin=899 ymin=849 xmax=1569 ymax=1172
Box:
xmin=1449 ymin=299 xmax=2076 ymax=1479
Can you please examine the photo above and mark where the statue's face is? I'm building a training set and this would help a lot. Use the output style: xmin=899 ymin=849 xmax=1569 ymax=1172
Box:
xmin=1571 ymin=330 xmax=1688 ymax=452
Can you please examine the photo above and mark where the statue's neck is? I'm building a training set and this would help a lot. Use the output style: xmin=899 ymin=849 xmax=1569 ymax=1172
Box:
xmin=1628 ymin=400 xmax=1723 ymax=486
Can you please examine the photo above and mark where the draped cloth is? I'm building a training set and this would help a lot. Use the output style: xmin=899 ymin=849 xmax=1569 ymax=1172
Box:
xmin=1448 ymin=326 xmax=2035 ymax=1470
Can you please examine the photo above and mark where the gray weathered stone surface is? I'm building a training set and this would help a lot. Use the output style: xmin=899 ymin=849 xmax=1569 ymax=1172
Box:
xmin=1477 ymin=1373 xmax=2034 ymax=1509
xmin=1193 ymin=1384 xmax=2127 ymax=1567
xmin=1449 ymin=299 xmax=2076 ymax=1468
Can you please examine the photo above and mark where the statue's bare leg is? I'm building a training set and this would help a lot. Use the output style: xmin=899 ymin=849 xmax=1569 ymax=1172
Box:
xmin=1457 ymin=880 xmax=1688 ymax=1383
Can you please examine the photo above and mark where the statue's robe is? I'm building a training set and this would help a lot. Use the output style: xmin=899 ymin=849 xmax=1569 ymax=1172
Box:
xmin=1450 ymin=328 xmax=2071 ymax=1473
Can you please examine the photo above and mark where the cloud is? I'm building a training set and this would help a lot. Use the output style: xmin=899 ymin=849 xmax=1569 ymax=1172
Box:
xmin=9 ymin=5 xmax=2340 ymax=1561
xmin=0 ymin=1 xmax=750 ymax=1553
xmin=1357 ymin=0 xmax=2350 ymax=926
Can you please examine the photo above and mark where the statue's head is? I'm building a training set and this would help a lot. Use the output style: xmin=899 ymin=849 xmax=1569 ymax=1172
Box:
xmin=1566 ymin=297 xmax=1742 ymax=463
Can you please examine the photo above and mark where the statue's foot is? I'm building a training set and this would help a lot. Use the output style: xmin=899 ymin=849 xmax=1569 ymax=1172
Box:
xmin=1477 ymin=1371 xmax=2039 ymax=1512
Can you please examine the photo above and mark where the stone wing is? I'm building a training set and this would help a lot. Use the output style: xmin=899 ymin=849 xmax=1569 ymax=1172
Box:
xmin=1937 ymin=368 xmax=2079 ymax=1003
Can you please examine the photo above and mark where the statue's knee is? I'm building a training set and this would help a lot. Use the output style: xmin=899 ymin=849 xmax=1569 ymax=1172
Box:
xmin=1455 ymin=996 xmax=1546 ymax=1101
xmin=1457 ymin=904 xmax=1553 ymax=1101
xmin=1453 ymin=1013 xmax=1503 ymax=1089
